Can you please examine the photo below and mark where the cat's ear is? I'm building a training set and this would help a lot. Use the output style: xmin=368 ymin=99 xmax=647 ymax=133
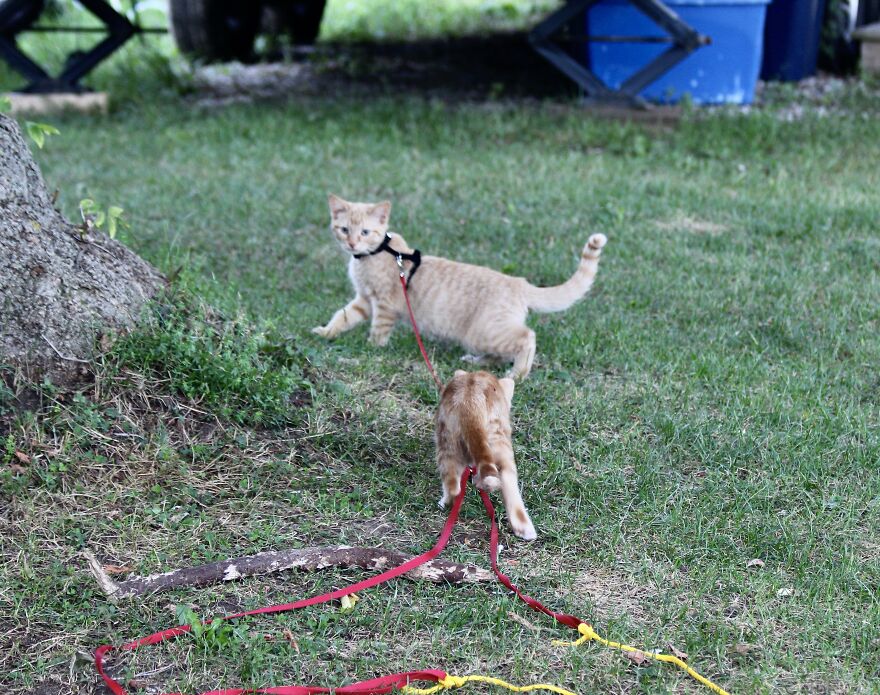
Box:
xmin=498 ymin=377 xmax=515 ymax=405
xmin=454 ymin=369 xmax=467 ymax=378
xmin=328 ymin=194 xmax=348 ymax=220
xmin=367 ymin=201 xmax=391 ymax=226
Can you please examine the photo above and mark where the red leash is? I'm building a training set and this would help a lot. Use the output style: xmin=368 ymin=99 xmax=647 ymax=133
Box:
xmin=95 ymin=469 xmax=473 ymax=695
xmin=94 ymin=477 xmax=592 ymax=695
xmin=397 ymin=263 xmax=443 ymax=392
xmin=479 ymin=489 xmax=583 ymax=631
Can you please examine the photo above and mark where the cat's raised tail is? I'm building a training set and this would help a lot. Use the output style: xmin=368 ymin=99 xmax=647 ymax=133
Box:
xmin=524 ymin=233 xmax=607 ymax=313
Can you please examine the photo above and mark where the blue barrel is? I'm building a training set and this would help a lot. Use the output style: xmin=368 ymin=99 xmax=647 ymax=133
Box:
xmin=761 ymin=0 xmax=827 ymax=80
xmin=586 ymin=0 xmax=772 ymax=104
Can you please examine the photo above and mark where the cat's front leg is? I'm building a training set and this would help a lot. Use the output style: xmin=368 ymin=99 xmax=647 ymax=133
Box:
xmin=368 ymin=301 xmax=398 ymax=346
xmin=313 ymin=295 xmax=371 ymax=339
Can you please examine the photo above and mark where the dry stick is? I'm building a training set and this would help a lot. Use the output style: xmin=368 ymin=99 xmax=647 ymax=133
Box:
xmin=84 ymin=546 xmax=492 ymax=601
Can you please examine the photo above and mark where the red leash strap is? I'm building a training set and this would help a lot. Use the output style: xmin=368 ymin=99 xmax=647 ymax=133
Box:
xmin=95 ymin=470 xmax=591 ymax=695
xmin=109 ymin=669 xmax=448 ymax=695
xmin=477 ymin=489 xmax=585 ymax=631
xmin=398 ymin=271 xmax=443 ymax=392
xmin=95 ymin=471 xmax=472 ymax=695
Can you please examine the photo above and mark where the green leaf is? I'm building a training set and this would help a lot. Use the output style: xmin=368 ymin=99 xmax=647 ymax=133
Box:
xmin=107 ymin=206 xmax=124 ymax=239
xmin=79 ymin=198 xmax=97 ymax=214
xmin=25 ymin=121 xmax=60 ymax=149
xmin=176 ymin=604 xmax=203 ymax=639
xmin=0 ymin=95 xmax=11 ymax=113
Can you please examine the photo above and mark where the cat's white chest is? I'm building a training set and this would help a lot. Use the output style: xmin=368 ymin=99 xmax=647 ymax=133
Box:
xmin=348 ymin=256 xmax=396 ymax=299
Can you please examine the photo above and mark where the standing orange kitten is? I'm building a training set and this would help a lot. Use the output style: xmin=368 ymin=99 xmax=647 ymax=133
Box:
xmin=435 ymin=369 xmax=536 ymax=541
xmin=313 ymin=194 xmax=607 ymax=380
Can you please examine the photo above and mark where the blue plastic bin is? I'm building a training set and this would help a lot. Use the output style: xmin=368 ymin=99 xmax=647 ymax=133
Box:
xmin=586 ymin=0 xmax=772 ymax=104
xmin=761 ymin=0 xmax=826 ymax=80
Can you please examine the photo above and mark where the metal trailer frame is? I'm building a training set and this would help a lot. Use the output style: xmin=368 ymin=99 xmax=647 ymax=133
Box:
xmin=529 ymin=0 xmax=710 ymax=107
xmin=0 ymin=0 xmax=163 ymax=93
xmin=0 ymin=0 xmax=709 ymax=101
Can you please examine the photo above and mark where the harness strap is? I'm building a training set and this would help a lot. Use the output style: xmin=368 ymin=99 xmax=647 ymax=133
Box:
xmin=354 ymin=234 xmax=422 ymax=285
xmin=352 ymin=234 xmax=393 ymax=258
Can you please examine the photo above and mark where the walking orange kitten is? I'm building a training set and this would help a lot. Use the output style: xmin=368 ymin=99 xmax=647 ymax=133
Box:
xmin=435 ymin=369 xmax=536 ymax=540
xmin=313 ymin=194 xmax=607 ymax=380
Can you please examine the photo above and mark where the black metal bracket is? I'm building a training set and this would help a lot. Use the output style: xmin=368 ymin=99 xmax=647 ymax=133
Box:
xmin=529 ymin=0 xmax=710 ymax=107
xmin=0 ymin=0 xmax=162 ymax=93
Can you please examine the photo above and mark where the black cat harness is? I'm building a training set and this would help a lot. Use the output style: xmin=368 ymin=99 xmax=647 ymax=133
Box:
xmin=353 ymin=233 xmax=422 ymax=286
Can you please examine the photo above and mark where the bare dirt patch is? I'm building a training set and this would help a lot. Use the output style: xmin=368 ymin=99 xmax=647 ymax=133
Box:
xmin=573 ymin=566 xmax=657 ymax=624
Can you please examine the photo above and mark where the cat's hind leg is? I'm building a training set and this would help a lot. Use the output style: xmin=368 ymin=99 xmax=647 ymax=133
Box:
xmin=313 ymin=295 xmax=371 ymax=339
xmin=505 ymin=327 xmax=536 ymax=381
xmin=438 ymin=455 xmax=465 ymax=508
xmin=498 ymin=455 xmax=537 ymax=541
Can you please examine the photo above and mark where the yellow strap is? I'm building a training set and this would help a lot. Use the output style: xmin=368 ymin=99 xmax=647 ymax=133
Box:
xmin=401 ymin=674 xmax=579 ymax=695
xmin=552 ymin=623 xmax=731 ymax=695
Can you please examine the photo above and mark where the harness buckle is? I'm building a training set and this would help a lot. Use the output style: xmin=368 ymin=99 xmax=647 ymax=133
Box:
xmin=396 ymin=254 xmax=406 ymax=278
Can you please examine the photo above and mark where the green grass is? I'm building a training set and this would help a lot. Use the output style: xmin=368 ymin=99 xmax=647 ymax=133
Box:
xmin=320 ymin=0 xmax=557 ymax=40
xmin=106 ymin=290 xmax=311 ymax=427
xmin=2 ymin=22 xmax=880 ymax=695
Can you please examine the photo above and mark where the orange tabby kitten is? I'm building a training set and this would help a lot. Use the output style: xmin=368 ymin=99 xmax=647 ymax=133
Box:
xmin=313 ymin=194 xmax=607 ymax=380
xmin=435 ymin=369 xmax=535 ymax=540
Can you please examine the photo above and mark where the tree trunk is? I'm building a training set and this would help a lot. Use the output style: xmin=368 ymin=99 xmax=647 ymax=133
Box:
xmin=0 ymin=114 xmax=165 ymax=385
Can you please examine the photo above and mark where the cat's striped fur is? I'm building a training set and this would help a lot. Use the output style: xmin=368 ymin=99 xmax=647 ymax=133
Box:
xmin=313 ymin=195 xmax=607 ymax=380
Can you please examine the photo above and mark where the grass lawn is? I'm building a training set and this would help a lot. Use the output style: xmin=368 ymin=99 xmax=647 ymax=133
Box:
xmin=2 ymin=10 xmax=880 ymax=695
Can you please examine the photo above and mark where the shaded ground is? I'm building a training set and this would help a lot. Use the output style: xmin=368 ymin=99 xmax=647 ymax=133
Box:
xmin=195 ymin=33 xmax=580 ymax=105
xmin=193 ymin=35 xmax=877 ymax=123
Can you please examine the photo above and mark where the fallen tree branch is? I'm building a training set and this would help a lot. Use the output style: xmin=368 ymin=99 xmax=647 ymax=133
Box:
xmin=84 ymin=545 xmax=491 ymax=600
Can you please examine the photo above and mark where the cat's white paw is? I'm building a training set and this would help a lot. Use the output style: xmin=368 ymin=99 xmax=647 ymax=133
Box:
xmin=439 ymin=485 xmax=456 ymax=508
xmin=368 ymin=333 xmax=390 ymax=347
xmin=510 ymin=506 xmax=537 ymax=541
xmin=312 ymin=325 xmax=331 ymax=338
xmin=514 ymin=523 xmax=538 ymax=541
xmin=476 ymin=475 xmax=501 ymax=492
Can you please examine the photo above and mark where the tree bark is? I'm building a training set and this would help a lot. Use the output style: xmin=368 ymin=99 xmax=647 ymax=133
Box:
xmin=84 ymin=545 xmax=492 ymax=600
xmin=0 ymin=114 xmax=164 ymax=384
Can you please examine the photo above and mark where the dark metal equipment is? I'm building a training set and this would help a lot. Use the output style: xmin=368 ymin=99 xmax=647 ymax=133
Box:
xmin=1 ymin=0 xmax=711 ymax=100
xmin=529 ymin=0 xmax=710 ymax=106
xmin=0 ymin=0 xmax=164 ymax=92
